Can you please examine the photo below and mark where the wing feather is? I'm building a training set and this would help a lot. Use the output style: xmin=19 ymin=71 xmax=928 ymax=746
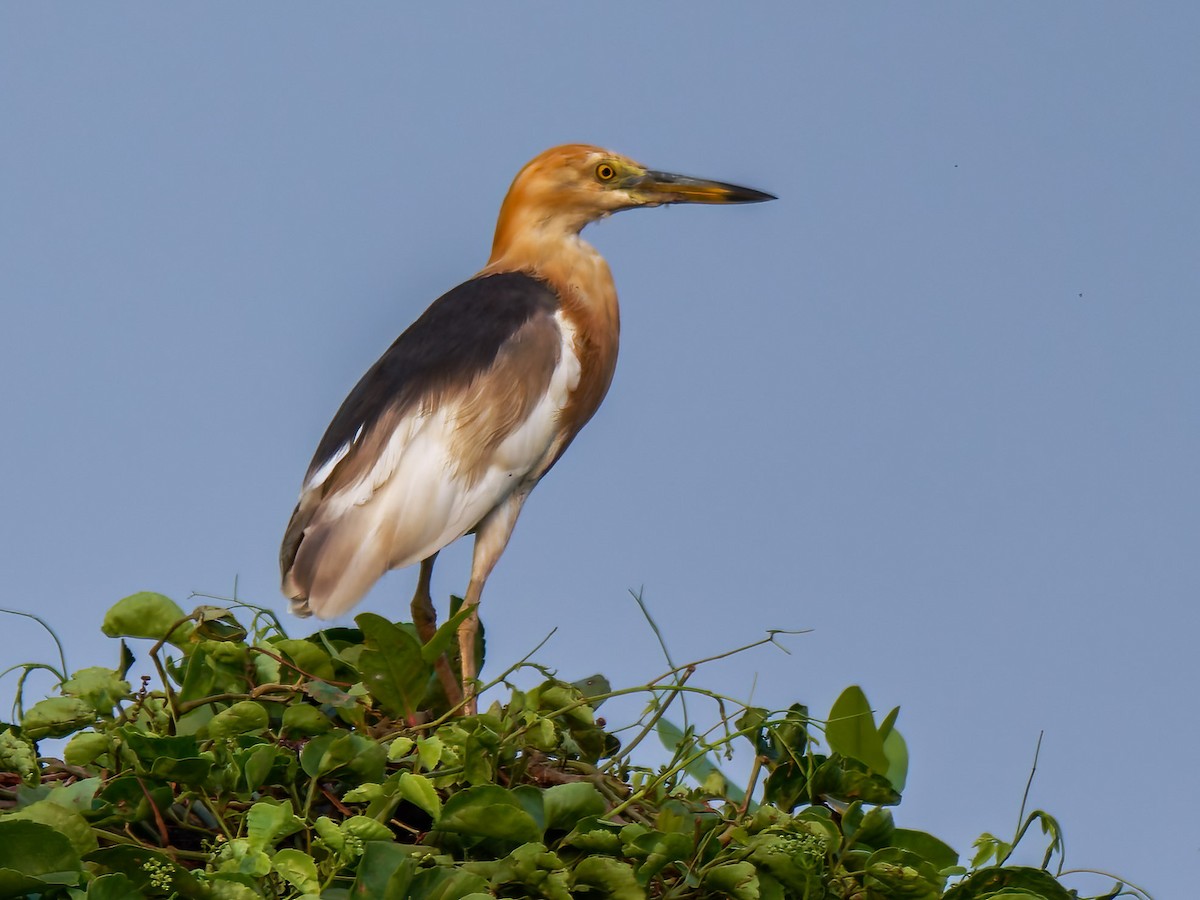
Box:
xmin=282 ymin=272 xmax=571 ymax=618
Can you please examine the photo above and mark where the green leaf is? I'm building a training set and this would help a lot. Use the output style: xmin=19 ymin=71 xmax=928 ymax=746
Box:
xmin=356 ymin=613 xmax=433 ymax=719
xmin=0 ymin=868 xmax=55 ymax=897
xmin=437 ymin=784 xmax=543 ymax=845
xmin=281 ymin=703 xmax=333 ymax=737
xmin=810 ymin=755 xmax=901 ymax=806
xmin=943 ymin=865 xmax=1076 ymax=900
xmin=351 ymin=841 xmax=415 ymax=899
xmin=300 ymin=730 xmax=387 ymax=782
xmin=272 ymin=849 xmax=320 ymax=895
xmin=854 ymin=806 xmax=895 ymax=848
xmin=631 ymin=830 xmax=693 ymax=884
xmin=63 ymin=731 xmax=110 ymax=768
xmin=245 ymin=800 xmax=304 ymax=853
xmin=0 ymin=819 xmax=82 ymax=880
xmin=570 ymin=857 xmax=643 ymax=900
xmin=891 ymin=828 xmax=958 ymax=871
xmin=826 ymin=685 xmax=889 ymax=772
xmin=60 ymin=667 xmax=131 ymax=712
xmin=343 ymin=816 xmax=394 ymax=843
xmin=150 ymin=755 xmax=214 ymax=785
xmin=397 ymin=772 xmax=442 ymax=821
xmin=206 ymin=701 xmax=269 ymax=739
xmin=21 ymin=697 xmax=96 ymax=740
xmin=561 ymin=817 xmax=622 ymax=854
xmin=85 ymin=872 xmax=143 ymax=900
xmin=408 ymin=867 xmax=490 ymax=900
xmin=271 ymin=638 xmax=335 ymax=682
xmin=883 ymin=722 xmax=909 ymax=791
xmin=240 ymin=744 xmax=278 ymax=792
xmin=5 ymin=799 xmax=98 ymax=856
xmin=703 ymin=861 xmax=760 ymax=900
xmin=101 ymin=592 xmax=192 ymax=646
xmin=543 ymin=782 xmax=607 ymax=832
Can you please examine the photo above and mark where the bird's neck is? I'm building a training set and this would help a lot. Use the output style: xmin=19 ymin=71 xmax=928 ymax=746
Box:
xmin=484 ymin=212 xmax=617 ymax=322
xmin=482 ymin=210 xmax=621 ymax=439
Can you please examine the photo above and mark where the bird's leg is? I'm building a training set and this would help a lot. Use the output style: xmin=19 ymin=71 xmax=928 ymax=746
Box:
xmin=459 ymin=490 xmax=528 ymax=715
xmin=410 ymin=553 xmax=440 ymax=643
xmin=410 ymin=552 xmax=464 ymax=708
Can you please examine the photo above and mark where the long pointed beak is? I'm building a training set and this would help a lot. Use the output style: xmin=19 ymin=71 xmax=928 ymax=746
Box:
xmin=628 ymin=169 xmax=776 ymax=205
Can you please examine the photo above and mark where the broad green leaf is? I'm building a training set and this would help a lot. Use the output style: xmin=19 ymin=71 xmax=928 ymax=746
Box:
xmin=271 ymin=639 xmax=335 ymax=682
xmin=245 ymin=800 xmax=304 ymax=853
xmin=21 ymin=697 xmax=96 ymax=740
xmin=356 ymin=613 xmax=432 ymax=719
xmin=397 ymin=772 xmax=442 ymax=820
xmin=272 ymin=849 xmax=320 ymax=895
xmin=416 ymin=735 xmax=444 ymax=771
xmin=388 ymin=736 xmax=415 ymax=761
xmin=826 ymin=685 xmax=889 ymax=773
xmin=63 ymin=731 xmax=110 ymax=767
xmin=883 ymin=723 xmax=909 ymax=791
xmin=703 ymin=861 xmax=760 ymax=900
xmin=300 ymin=730 xmax=387 ymax=782
xmin=281 ymin=703 xmax=333 ymax=737
xmin=60 ymin=667 xmax=130 ymax=712
xmin=101 ymin=592 xmax=192 ymax=646
xmin=943 ymin=865 xmax=1075 ymax=900
xmin=810 ymin=755 xmax=901 ymax=806
xmin=41 ymin=776 xmax=102 ymax=812
xmin=631 ymin=830 xmax=693 ymax=884
xmin=342 ymin=816 xmax=393 ymax=843
xmin=543 ymin=782 xmax=606 ymax=832
xmin=206 ymin=701 xmax=269 ymax=739
xmin=214 ymin=838 xmax=272 ymax=878
xmin=85 ymin=872 xmax=143 ymax=900
xmin=878 ymin=705 xmax=900 ymax=739
xmin=0 ymin=819 xmax=82 ymax=879
xmin=150 ymin=756 xmax=214 ymax=785
xmin=561 ymin=817 xmax=622 ymax=854
xmin=855 ymin=806 xmax=895 ymax=848
xmin=0 ymin=869 xmax=58 ymax=897
xmin=892 ymin=828 xmax=958 ymax=871
xmin=6 ymin=799 xmax=97 ymax=856
xmin=570 ymin=857 xmax=642 ymax=900
xmin=351 ymin=841 xmax=414 ymax=899
xmin=437 ymin=784 xmax=543 ymax=844
xmin=241 ymin=744 xmax=277 ymax=792
xmin=408 ymin=867 xmax=490 ymax=900
xmin=864 ymin=847 xmax=945 ymax=899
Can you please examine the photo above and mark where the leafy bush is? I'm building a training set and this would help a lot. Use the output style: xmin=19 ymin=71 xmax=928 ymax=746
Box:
xmin=0 ymin=593 xmax=1146 ymax=899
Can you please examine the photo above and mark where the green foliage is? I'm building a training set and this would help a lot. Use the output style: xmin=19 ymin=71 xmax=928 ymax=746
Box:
xmin=0 ymin=594 xmax=1147 ymax=899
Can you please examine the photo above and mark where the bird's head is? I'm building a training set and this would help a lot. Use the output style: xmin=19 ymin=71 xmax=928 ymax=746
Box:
xmin=491 ymin=144 xmax=775 ymax=260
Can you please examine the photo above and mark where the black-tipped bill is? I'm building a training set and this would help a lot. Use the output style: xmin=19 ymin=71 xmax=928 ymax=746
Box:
xmin=633 ymin=169 xmax=776 ymax=204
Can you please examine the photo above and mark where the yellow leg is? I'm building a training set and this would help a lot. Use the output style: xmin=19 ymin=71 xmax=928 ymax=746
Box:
xmin=459 ymin=490 xmax=529 ymax=715
xmin=409 ymin=553 xmax=463 ymax=708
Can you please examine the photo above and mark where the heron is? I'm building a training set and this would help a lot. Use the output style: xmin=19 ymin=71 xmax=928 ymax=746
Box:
xmin=281 ymin=144 xmax=774 ymax=712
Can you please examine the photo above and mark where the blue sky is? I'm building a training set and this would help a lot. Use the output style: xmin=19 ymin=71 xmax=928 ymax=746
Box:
xmin=2 ymin=5 xmax=1197 ymax=896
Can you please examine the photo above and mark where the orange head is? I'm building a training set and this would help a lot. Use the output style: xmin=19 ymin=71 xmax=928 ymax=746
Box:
xmin=490 ymin=144 xmax=774 ymax=262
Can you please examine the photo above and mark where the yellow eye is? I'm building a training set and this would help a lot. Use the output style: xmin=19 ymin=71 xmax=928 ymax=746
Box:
xmin=595 ymin=162 xmax=617 ymax=182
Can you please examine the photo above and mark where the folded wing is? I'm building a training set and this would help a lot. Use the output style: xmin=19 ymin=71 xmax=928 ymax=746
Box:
xmin=281 ymin=272 xmax=576 ymax=618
